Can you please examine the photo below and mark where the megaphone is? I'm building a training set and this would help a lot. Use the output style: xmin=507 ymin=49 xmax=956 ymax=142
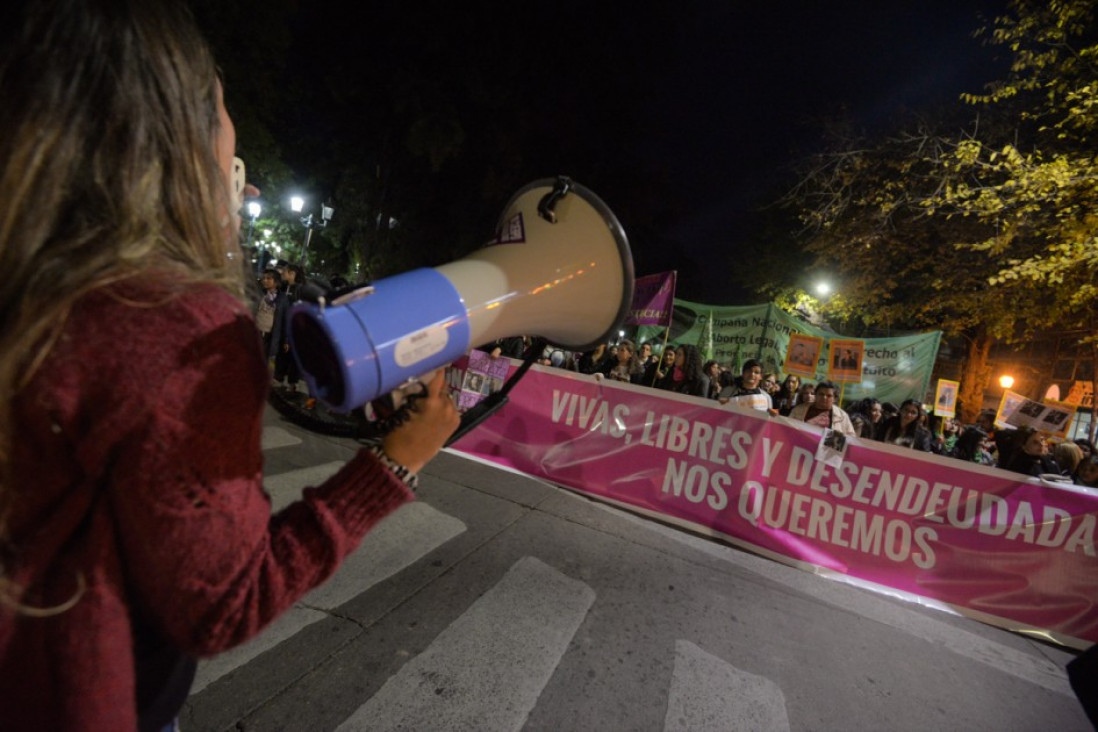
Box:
xmin=289 ymin=176 xmax=634 ymax=411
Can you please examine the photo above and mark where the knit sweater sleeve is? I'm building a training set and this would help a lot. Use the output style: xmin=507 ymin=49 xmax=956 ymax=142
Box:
xmin=96 ymin=287 xmax=414 ymax=656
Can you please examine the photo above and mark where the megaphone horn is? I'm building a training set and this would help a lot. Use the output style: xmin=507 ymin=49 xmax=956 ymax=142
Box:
xmin=289 ymin=176 xmax=634 ymax=412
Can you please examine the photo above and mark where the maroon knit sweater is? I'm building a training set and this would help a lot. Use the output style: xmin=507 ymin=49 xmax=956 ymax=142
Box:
xmin=0 ymin=277 xmax=414 ymax=730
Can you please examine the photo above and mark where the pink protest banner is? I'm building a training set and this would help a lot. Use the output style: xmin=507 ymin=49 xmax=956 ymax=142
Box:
xmin=625 ymin=271 xmax=676 ymax=326
xmin=448 ymin=359 xmax=1098 ymax=648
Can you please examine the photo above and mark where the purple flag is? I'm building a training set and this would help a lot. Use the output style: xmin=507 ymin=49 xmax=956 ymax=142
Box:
xmin=625 ymin=271 xmax=676 ymax=326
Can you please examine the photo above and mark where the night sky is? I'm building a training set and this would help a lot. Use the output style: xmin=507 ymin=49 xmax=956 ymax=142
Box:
xmin=220 ymin=1 xmax=1012 ymax=303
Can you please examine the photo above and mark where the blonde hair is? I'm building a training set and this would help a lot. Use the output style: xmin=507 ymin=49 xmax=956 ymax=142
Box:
xmin=1053 ymin=442 xmax=1084 ymax=475
xmin=0 ymin=0 xmax=246 ymax=606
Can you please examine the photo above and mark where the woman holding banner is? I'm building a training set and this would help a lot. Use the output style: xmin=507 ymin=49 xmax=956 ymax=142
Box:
xmin=657 ymin=344 xmax=707 ymax=397
xmin=1003 ymin=427 xmax=1062 ymax=477
xmin=876 ymin=400 xmax=933 ymax=451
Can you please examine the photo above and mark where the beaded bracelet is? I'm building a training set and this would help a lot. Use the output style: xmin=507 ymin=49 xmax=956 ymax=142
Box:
xmin=369 ymin=444 xmax=419 ymax=491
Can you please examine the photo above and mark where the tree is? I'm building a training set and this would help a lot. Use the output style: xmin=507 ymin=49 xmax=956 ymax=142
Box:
xmin=778 ymin=119 xmax=1030 ymax=422
xmin=920 ymin=0 xmax=1098 ymax=434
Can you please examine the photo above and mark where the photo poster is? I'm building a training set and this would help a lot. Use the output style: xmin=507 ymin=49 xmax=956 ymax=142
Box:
xmin=934 ymin=379 xmax=960 ymax=419
xmin=783 ymin=333 xmax=824 ymax=377
xmin=1006 ymin=397 xmax=1078 ymax=440
xmin=457 ymin=349 xmax=510 ymax=410
xmin=826 ymin=338 xmax=865 ymax=383
xmin=994 ymin=389 xmax=1027 ymax=430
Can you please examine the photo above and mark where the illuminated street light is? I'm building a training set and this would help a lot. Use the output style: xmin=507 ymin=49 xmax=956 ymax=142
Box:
xmin=999 ymin=374 xmax=1015 ymax=389
xmin=244 ymin=199 xmax=263 ymax=274
xmin=815 ymin=282 xmax=832 ymax=297
xmin=289 ymin=194 xmax=334 ymax=271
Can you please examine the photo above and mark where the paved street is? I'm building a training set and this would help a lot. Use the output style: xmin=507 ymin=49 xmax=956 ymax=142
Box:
xmin=181 ymin=404 xmax=1090 ymax=731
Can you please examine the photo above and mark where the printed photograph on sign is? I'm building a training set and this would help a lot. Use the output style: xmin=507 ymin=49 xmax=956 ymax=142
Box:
xmin=783 ymin=333 xmax=823 ymax=377
xmin=826 ymin=338 xmax=864 ymax=383
xmin=457 ymin=349 xmax=510 ymax=409
xmin=1005 ymin=397 xmax=1078 ymax=440
xmin=995 ymin=389 xmax=1027 ymax=430
xmin=934 ymin=379 xmax=959 ymax=418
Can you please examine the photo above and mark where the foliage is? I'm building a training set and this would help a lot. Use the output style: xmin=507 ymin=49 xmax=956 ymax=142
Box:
xmin=925 ymin=0 xmax=1098 ymax=338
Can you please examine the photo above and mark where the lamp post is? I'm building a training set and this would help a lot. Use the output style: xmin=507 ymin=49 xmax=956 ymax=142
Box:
xmin=244 ymin=200 xmax=262 ymax=274
xmin=245 ymin=200 xmax=262 ymax=244
xmin=289 ymin=196 xmax=334 ymax=272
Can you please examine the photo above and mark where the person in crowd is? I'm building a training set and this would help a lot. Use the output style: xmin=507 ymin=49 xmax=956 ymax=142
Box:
xmin=880 ymin=401 xmax=900 ymax=423
xmin=640 ymin=344 xmax=663 ymax=385
xmin=876 ymin=399 xmax=934 ymax=451
xmin=773 ymin=375 xmax=801 ymax=416
xmin=255 ymin=267 xmax=287 ymax=368
xmin=702 ymin=360 xmax=722 ymax=399
xmin=1073 ymin=438 xmax=1095 ymax=461
xmin=955 ymin=409 xmax=998 ymax=462
xmin=794 ymin=381 xmax=816 ymax=410
xmin=787 ymin=381 xmax=856 ymax=436
xmin=948 ymin=426 xmax=995 ymax=465
xmin=577 ymin=342 xmax=610 ymax=374
xmin=537 ymin=344 xmax=571 ymax=369
xmin=718 ymin=359 xmax=773 ymax=412
xmin=599 ymin=339 xmax=643 ymax=383
xmin=940 ymin=418 xmax=962 ymax=454
xmin=651 ymin=345 xmax=678 ymax=385
xmin=273 ymin=264 xmax=306 ymax=393
xmin=484 ymin=335 xmax=529 ymax=360
xmin=657 ymin=344 xmax=707 ymax=397
xmin=847 ymin=397 xmax=883 ymax=440
xmin=1074 ymin=454 xmax=1098 ymax=487
xmin=1053 ymin=441 xmax=1084 ymax=478
xmin=277 ymin=262 xmax=304 ymax=301
xmin=0 ymin=3 xmax=461 ymax=728
xmin=636 ymin=340 xmax=650 ymax=381
xmin=761 ymin=372 xmax=781 ymax=398
xmin=1003 ymin=427 xmax=1061 ymax=477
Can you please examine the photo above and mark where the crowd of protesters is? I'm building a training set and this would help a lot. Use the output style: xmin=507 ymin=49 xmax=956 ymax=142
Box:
xmin=490 ymin=337 xmax=1098 ymax=490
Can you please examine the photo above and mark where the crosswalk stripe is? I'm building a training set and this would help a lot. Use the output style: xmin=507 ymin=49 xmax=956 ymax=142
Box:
xmin=192 ymin=502 xmax=467 ymax=693
xmin=335 ymin=556 xmax=596 ymax=732
xmin=265 ymin=462 xmax=347 ymax=512
xmin=261 ymin=426 xmax=302 ymax=450
xmin=302 ymin=502 xmax=466 ymax=611
xmin=601 ymin=502 xmax=1075 ymax=696
xmin=665 ymin=640 xmax=790 ymax=732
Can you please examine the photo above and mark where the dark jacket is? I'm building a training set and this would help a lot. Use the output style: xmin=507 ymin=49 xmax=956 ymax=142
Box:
xmin=876 ymin=417 xmax=933 ymax=451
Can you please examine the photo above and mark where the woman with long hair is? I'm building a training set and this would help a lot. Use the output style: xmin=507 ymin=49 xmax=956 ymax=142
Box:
xmin=847 ymin=397 xmax=883 ymax=440
xmin=875 ymin=399 xmax=933 ymax=451
xmin=1004 ymin=427 xmax=1061 ymax=477
xmin=658 ymin=344 xmax=707 ymax=397
xmin=0 ymin=2 xmax=459 ymax=728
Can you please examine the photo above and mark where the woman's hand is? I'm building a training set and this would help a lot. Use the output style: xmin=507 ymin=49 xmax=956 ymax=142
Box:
xmin=381 ymin=370 xmax=460 ymax=475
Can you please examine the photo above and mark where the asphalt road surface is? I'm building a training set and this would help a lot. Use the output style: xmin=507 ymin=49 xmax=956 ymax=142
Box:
xmin=181 ymin=405 xmax=1090 ymax=731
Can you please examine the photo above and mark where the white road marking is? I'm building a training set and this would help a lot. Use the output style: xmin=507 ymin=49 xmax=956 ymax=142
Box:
xmin=601 ymin=502 xmax=1075 ymax=696
xmin=261 ymin=426 xmax=303 ymax=450
xmin=193 ymin=502 xmax=466 ymax=693
xmin=335 ymin=556 xmax=595 ymax=731
xmin=265 ymin=461 xmax=346 ymax=511
xmin=665 ymin=640 xmax=790 ymax=732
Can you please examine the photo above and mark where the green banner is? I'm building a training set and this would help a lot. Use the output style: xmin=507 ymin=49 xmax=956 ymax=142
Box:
xmin=637 ymin=300 xmax=941 ymax=407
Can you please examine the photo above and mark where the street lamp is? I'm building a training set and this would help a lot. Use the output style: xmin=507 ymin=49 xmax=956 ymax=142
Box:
xmin=815 ymin=282 xmax=832 ymax=297
xmin=289 ymin=196 xmax=335 ymax=271
xmin=999 ymin=374 xmax=1015 ymax=390
xmin=244 ymin=199 xmax=263 ymax=274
